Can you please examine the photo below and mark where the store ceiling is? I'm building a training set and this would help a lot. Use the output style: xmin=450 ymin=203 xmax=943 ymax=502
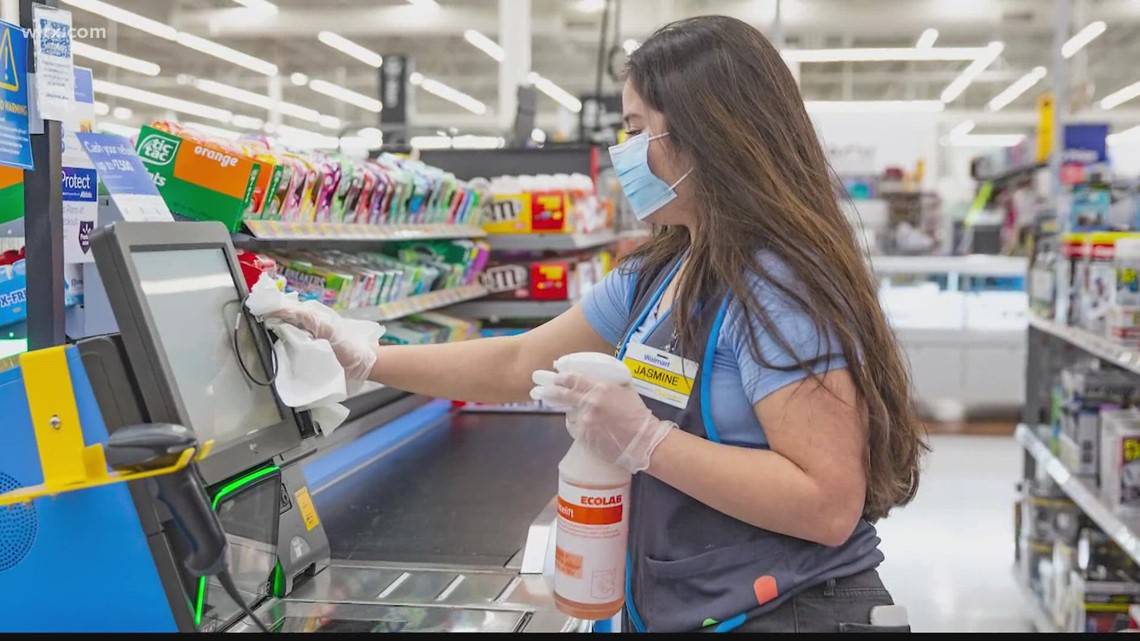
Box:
xmin=60 ymin=0 xmax=1140 ymax=137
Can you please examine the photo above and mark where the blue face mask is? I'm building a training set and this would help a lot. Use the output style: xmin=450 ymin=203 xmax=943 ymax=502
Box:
xmin=608 ymin=131 xmax=693 ymax=221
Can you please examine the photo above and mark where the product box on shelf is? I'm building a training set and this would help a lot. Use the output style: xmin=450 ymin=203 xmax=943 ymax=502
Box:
xmin=1055 ymin=364 xmax=1140 ymax=485
xmin=0 ymin=258 xmax=26 ymax=329
xmin=1099 ymin=409 xmax=1140 ymax=515
xmin=1066 ymin=574 xmax=1140 ymax=632
xmin=481 ymin=174 xmax=607 ymax=235
xmin=135 ymin=124 xmax=261 ymax=231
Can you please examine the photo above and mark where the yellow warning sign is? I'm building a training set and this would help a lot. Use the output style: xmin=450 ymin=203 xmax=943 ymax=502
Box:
xmin=0 ymin=28 xmax=18 ymax=92
xmin=294 ymin=487 xmax=321 ymax=531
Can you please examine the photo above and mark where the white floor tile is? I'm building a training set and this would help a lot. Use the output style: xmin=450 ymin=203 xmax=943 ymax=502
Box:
xmin=875 ymin=434 xmax=1035 ymax=632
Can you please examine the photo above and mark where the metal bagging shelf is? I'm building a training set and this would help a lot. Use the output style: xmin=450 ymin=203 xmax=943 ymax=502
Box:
xmin=482 ymin=230 xmax=617 ymax=252
xmin=1015 ymin=424 xmax=1140 ymax=566
xmin=340 ymin=284 xmax=489 ymax=323
xmin=1028 ymin=315 xmax=1140 ymax=376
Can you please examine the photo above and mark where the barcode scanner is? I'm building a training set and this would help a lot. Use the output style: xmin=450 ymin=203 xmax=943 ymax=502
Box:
xmin=106 ymin=424 xmax=271 ymax=632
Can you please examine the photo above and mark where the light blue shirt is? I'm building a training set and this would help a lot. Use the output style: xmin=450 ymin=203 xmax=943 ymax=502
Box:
xmin=582 ymin=253 xmax=847 ymax=448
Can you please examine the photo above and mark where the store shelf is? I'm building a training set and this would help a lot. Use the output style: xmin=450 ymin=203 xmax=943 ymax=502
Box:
xmin=871 ymin=255 xmax=1027 ymax=278
xmin=449 ymin=300 xmax=573 ymax=320
xmin=1015 ymin=424 xmax=1140 ymax=566
xmin=239 ymin=221 xmax=486 ymax=243
xmin=1014 ymin=570 xmax=1062 ymax=633
xmin=340 ymin=284 xmax=489 ymax=323
xmin=978 ymin=162 xmax=1048 ymax=184
xmin=1028 ymin=315 xmax=1140 ymax=376
xmin=483 ymin=230 xmax=617 ymax=252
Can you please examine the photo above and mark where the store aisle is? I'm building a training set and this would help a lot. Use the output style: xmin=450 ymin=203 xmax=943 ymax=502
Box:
xmin=876 ymin=434 xmax=1034 ymax=633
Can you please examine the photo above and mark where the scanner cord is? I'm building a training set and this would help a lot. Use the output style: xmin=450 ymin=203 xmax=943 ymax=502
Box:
xmin=227 ymin=302 xmax=278 ymax=387
xmin=216 ymin=569 xmax=272 ymax=633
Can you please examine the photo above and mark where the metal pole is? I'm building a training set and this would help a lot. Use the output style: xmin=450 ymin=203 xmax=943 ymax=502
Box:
xmin=1050 ymin=0 xmax=1070 ymax=209
xmin=22 ymin=0 xmax=65 ymax=349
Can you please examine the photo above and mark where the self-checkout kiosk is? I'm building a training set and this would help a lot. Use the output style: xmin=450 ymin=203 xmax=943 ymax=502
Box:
xmin=0 ymin=221 xmax=580 ymax=633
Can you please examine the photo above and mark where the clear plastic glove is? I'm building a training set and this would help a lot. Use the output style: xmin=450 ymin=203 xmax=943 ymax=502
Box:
xmin=531 ymin=372 xmax=675 ymax=474
xmin=263 ymin=304 xmax=379 ymax=382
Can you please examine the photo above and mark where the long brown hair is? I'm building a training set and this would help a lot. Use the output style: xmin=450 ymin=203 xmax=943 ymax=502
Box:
xmin=625 ymin=15 xmax=927 ymax=521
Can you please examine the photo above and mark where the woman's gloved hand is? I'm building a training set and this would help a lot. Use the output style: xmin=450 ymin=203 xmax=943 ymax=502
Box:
xmin=265 ymin=304 xmax=379 ymax=382
xmin=532 ymin=373 xmax=675 ymax=474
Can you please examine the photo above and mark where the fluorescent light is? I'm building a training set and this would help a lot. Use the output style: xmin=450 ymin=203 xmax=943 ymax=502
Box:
xmin=1062 ymin=21 xmax=1106 ymax=59
xmin=623 ymin=39 xmax=640 ymax=55
xmin=318 ymin=31 xmax=384 ymax=68
xmin=804 ymin=100 xmax=945 ymax=114
xmin=916 ymin=29 xmax=939 ymax=49
xmin=231 ymin=115 xmax=265 ymax=130
xmin=182 ymin=122 xmax=241 ymax=141
xmin=309 ymin=79 xmax=383 ymax=113
xmin=98 ymin=123 xmax=141 ymax=139
xmin=410 ymin=72 xmax=424 ymax=86
xmin=783 ymin=46 xmax=988 ymax=63
xmin=175 ymin=32 xmax=279 ymax=76
xmin=940 ymin=41 xmax=1004 ymax=103
xmin=232 ymin=0 xmax=278 ymax=15
xmin=406 ymin=0 xmax=440 ymax=9
xmin=60 ymin=0 xmax=177 ymax=40
xmin=290 ymin=73 xmax=310 ymax=86
xmin=945 ymin=134 xmax=1026 ymax=148
xmin=71 ymin=41 xmax=160 ymax=76
xmin=414 ymin=74 xmax=487 ymax=115
xmin=192 ymin=79 xmax=323 ymax=123
xmin=318 ymin=115 xmax=342 ymax=130
xmin=1108 ymin=125 xmax=1140 ymax=145
xmin=949 ymin=120 xmax=976 ymax=138
xmin=93 ymin=100 xmax=109 ymax=116
xmin=464 ymin=30 xmax=505 ymax=62
xmin=411 ymin=135 xmax=451 ymax=150
xmin=274 ymin=124 xmax=340 ymax=150
xmin=112 ymin=106 xmax=132 ymax=120
xmin=528 ymin=72 xmax=582 ymax=113
xmin=1101 ymin=81 xmax=1140 ymax=110
xmin=531 ymin=128 xmax=547 ymax=144
xmin=451 ymin=135 xmax=505 ymax=149
xmin=93 ymin=79 xmax=233 ymax=123
xmin=987 ymin=66 xmax=1046 ymax=111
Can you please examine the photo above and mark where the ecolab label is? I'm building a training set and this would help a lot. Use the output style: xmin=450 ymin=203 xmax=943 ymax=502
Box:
xmin=555 ymin=479 xmax=628 ymax=606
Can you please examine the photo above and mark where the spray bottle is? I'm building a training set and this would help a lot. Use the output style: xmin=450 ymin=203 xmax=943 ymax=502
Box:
xmin=534 ymin=352 xmax=633 ymax=620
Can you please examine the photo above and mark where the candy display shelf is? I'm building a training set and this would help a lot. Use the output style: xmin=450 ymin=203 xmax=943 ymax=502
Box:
xmin=340 ymin=284 xmax=489 ymax=323
xmin=482 ymin=230 xmax=617 ymax=252
xmin=447 ymin=300 xmax=574 ymax=320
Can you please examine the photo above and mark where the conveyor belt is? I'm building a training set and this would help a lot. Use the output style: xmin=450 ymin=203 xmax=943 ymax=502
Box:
xmin=311 ymin=412 xmax=571 ymax=567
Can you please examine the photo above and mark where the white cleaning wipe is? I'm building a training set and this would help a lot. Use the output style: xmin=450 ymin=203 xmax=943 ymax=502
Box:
xmin=246 ymin=273 xmax=384 ymax=434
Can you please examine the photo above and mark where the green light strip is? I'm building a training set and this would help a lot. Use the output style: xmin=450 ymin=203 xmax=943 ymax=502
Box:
xmin=193 ymin=465 xmax=281 ymax=628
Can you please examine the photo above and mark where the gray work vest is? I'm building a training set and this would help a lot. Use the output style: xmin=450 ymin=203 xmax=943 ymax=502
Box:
xmin=617 ymin=255 xmax=884 ymax=633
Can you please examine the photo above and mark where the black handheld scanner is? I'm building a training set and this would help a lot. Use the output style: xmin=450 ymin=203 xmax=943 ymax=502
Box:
xmin=106 ymin=424 xmax=229 ymax=578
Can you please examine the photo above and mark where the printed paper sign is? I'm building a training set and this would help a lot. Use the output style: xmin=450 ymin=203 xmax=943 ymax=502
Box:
xmin=32 ymin=6 xmax=74 ymax=122
xmin=0 ymin=21 xmax=33 ymax=170
xmin=76 ymin=132 xmax=172 ymax=222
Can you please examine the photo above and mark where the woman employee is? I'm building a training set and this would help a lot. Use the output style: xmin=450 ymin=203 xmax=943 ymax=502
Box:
xmin=271 ymin=15 xmax=927 ymax=633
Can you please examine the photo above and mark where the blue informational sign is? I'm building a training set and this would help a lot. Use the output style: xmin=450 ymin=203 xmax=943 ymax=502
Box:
xmin=0 ymin=21 xmax=32 ymax=170
xmin=73 ymin=67 xmax=93 ymax=105
xmin=75 ymin=132 xmax=171 ymax=221
xmin=1063 ymin=124 xmax=1109 ymax=165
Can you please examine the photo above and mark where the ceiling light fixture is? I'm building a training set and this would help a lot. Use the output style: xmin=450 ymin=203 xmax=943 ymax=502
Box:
xmin=318 ymin=115 xmax=342 ymax=130
xmin=783 ymin=46 xmax=989 ymax=63
xmin=60 ymin=0 xmax=177 ymax=40
xmin=1100 ymin=81 xmax=1140 ymax=110
xmin=949 ymin=120 xmax=976 ymax=138
xmin=623 ymin=39 xmax=640 ymax=55
xmin=463 ymin=30 xmax=505 ymax=62
xmin=93 ymin=79 xmax=234 ymax=123
xmin=317 ymin=32 xmax=384 ymax=68
xmin=232 ymin=0 xmax=278 ymax=15
xmin=987 ymin=66 xmax=1047 ymax=111
xmin=309 ymin=79 xmax=384 ymax=113
xmin=1062 ymin=21 xmax=1106 ymax=59
xmin=71 ymin=41 xmax=160 ymax=76
xmin=804 ymin=100 xmax=946 ymax=114
xmin=940 ymin=41 xmax=1005 ymax=103
xmin=175 ymin=32 xmax=279 ymax=76
xmin=112 ymin=106 xmax=133 ymax=120
xmin=93 ymin=100 xmax=109 ymax=116
xmin=409 ymin=72 xmax=487 ymax=115
xmin=290 ymin=73 xmax=310 ymax=86
xmin=916 ymin=29 xmax=939 ymax=49
xmin=405 ymin=0 xmax=440 ymax=10
xmin=528 ymin=72 xmax=582 ymax=113
xmin=193 ymin=79 xmax=322 ymax=123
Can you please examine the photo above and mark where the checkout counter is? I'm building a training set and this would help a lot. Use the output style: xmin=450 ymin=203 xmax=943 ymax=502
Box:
xmin=0 ymin=221 xmax=584 ymax=633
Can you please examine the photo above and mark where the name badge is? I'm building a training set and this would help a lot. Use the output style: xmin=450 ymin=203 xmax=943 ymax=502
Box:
xmin=622 ymin=342 xmax=699 ymax=410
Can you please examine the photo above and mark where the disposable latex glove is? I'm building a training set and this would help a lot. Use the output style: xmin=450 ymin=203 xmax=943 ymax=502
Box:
xmin=263 ymin=303 xmax=378 ymax=382
xmin=531 ymin=372 xmax=675 ymax=474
